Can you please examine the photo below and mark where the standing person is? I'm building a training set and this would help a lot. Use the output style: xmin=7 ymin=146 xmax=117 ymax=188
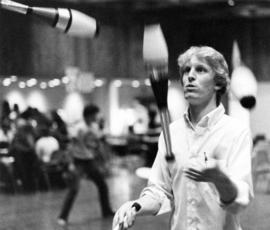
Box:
xmin=58 ymin=104 xmax=114 ymax=226
xmin=113 ymin=46 xmax=254 ymax=230
xmin=11 ymin=123 xmax=40 ymax=192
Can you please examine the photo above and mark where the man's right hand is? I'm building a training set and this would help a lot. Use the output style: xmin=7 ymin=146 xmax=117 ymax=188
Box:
xmin=112 ymin=201 xmax=138 ymax=230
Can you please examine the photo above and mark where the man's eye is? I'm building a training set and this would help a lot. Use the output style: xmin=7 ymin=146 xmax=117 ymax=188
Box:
xmin=183 ymin=66 xmax=190 ymax=73
xmin=196 ymin=66 xmax=207 ymax=73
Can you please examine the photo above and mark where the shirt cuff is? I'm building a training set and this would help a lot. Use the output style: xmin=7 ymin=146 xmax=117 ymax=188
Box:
xmin=219 ymin=178 xmax=252 ymax=213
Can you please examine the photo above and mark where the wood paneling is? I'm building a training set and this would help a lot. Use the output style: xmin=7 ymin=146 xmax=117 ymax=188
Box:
xmin=1 ymin=9 xmax=270 ymax=82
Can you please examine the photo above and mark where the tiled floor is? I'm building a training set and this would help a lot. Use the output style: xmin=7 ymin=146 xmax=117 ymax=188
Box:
xmin=0 ymin=155 xmax=270 ymax=230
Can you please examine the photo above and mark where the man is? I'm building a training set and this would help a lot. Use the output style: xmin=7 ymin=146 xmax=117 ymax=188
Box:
xmin=113 ymin=46 xmax=254 ymax=230
xmin=58 ymin=104 xmax=114 ymax=226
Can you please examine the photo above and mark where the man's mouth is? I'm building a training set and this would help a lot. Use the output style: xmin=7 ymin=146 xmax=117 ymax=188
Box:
xmin=184 ymin=84 xmax=196 ymax=91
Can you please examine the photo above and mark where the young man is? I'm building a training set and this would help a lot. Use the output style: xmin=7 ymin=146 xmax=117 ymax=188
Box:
xmin=58 ymin=104 xmax=114 ymax=226
xmin=113 ymin=46 xmax=254 ymax=230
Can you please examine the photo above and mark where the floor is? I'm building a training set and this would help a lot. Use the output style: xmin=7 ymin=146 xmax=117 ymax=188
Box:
xmin=0 ymin=155 xmax=270 ymax=230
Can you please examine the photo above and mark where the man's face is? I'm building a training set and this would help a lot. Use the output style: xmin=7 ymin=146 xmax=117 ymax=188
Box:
xmin=181 ymin=56 xmax=218 ymax=106
xmin=85 ymin=113 xmax=99 ymax=126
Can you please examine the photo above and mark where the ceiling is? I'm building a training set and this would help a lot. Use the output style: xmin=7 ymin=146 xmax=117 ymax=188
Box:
xmin=20 ymin=0 xmax=270 ymax=24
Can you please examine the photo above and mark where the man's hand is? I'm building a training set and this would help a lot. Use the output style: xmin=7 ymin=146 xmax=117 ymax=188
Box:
xmin=184 ymin=159 xmax=237 ymax=204
xmin=183 ymin=160 xmax=227 ymax=184
xmin=112 ymin=201 xmax=137 ymax=230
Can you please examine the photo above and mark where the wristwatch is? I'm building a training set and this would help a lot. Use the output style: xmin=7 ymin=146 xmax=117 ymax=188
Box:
xmin=131 ymin=202 xmax=142 ymax=212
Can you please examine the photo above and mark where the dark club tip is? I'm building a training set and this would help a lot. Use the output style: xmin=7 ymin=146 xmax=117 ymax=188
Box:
xmin=94 ymin=21 xmax=100 ymax=38
xmin=26 ymin=6 xmax=33 ymax=14
xmin=165 ymin=154 xmax=175 ymax=162
xmin=240 ymin=96 xmax=256 ymax=109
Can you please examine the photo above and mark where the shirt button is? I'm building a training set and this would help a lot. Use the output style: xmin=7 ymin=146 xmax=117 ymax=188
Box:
xmin=187 ymin=197 xmax=197 ymax=205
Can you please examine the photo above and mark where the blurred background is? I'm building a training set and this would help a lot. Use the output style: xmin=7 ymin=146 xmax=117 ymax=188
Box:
xmin=1 ymin=0 xmax=270 ymax=230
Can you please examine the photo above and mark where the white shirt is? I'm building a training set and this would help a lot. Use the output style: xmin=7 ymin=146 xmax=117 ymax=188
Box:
xmin=140 ymin=104 xmax=254 ymax=230
xmin=35 ymin=136 xmax=60 ymax=163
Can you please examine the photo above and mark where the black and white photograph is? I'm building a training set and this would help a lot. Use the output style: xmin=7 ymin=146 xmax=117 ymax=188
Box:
xmin=0 ymin=0 xmax=270 ymax=230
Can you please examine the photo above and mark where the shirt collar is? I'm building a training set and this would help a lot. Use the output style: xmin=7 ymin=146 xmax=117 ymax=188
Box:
xmin=184 ymin=104 xmax=225 ymax=129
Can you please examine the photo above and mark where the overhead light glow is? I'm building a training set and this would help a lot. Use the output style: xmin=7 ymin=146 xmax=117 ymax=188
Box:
xmin=18 ymin=81 xmax=26 ymax=88
xmin=114 ymin=80 xmax=122 ymax=87
xmin=26 ymin=78 xmax=37 ymax=87
xmin=3 ymin=78 xmax=12 ymax=86
xmin=27 ymin=90 xmax=47 ymax=112
xmin=52 ymin=79 xmax=61 ymax=86
xmin=131 ymin=80 xmax=140 ymax=88
xmin=6 ymin=90 xmax=26 ymax=111
xmin=144 ymin=79 xmax=151 ymax=86
xmin=95 ymin=79 xmax=104 ymax=87
xmin=40 ymin=82 xmax=47 ymax=89
xmin=63 ymin=92 xmax=84 ymax=123
xmin=62 ymin=76 xmax=70 ymax=84
xmin=10 ymin=75 xmax=18 ymax=82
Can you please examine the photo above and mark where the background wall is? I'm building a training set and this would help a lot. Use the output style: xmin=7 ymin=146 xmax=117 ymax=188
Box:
xmin=250 ymin=82 xmax=270 ymax=138
xmin=0 ymin=8 xmax=270 ymax=137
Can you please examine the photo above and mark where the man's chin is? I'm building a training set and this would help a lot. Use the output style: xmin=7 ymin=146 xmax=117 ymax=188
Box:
xmin=185 ymin=96 xmax=201 ymax=105
xmin=184 ymin=94 xmax=197 ymax=101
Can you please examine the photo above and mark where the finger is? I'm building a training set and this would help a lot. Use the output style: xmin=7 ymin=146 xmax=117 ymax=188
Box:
xmin=123 ymin=207 xmax=136 ymax=228
xmin=184 ymin=170 xmax=205 ymax=181
xmin=112 ymin=214 xmax=118 ymax=229
xmin=113 ymin=212 xmax=122 ymax=230
xmin=112 ymin=222 xmax=123 ymax=230
xmin=185 ymin=174 xmax=204 ymax=181
xmin=118 ymin=204 xmax=131 ymax=223
xmin=184 ymin=169 xmax=202 ymax=178
xmin=117 ymin=210 xmax=124 ymax=224
xmin=186 ymin=168 xmax=203 ymax=174
xmin=126 ymin=207 xmax=136 ymax=227
xmin=185 ymin=170 xmax=214 ymax=182
xmin=118 ymin=222 xmax=124 ymax=230
xmin=113 ymin=215 xmax=123 ymax=230
xmin=123 ymin=215 xmax=129 ymax=229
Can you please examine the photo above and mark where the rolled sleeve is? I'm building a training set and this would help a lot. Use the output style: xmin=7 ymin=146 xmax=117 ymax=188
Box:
xmin=221 ymin=127 xmax=254 ymax=214
xmin=140 ymin=133 xmax=173 ymax=215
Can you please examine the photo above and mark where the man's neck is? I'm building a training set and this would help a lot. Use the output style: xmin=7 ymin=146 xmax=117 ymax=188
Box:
xmin=188 ymin=101 xmax=218 ymax=126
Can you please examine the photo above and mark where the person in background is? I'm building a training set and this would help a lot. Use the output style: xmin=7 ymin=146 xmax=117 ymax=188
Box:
xmin=10 ymin=123 xmax=40 ymax=192
xmin=58 ymin=104 xmax=114 ymax=226
xmin=0 ymin=118 xmax=14 ymax=149
xmin=113 ymin=46 xmax=253 ymax=230
xmin=252 ymin=134 xmax=266 ymax=159
xmin=50 ymin=110 xmax=69 ymax=149
xmin=35 ymin=126 xmax=60 ymax=164
xmin=1 ymin=100 xmax=11 ymax=123
xmin=131 ymin=99 xmax=149 ymax=135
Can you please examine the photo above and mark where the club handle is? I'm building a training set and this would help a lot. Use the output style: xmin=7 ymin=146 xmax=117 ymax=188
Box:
xmin=160 ymin=108 xmax=174 ymax=161
xmin=0 ymin=0 xmax=28 ymax=14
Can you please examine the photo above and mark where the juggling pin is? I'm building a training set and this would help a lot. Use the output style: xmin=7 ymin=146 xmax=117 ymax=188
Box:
xmin=230 ymin=65 xmax=257 ymax=109
xmin=143 ymin=24 xmax=169 ymax=72
xmin=231 ymin=40 xmax=242 ymax=69
xmin=230 ymin=41 xmax=257 ymax=109
xmin=0 ymin=0 xmax=98 ymax=38
xmin=143 ymin=24 xmax=174 ymax=162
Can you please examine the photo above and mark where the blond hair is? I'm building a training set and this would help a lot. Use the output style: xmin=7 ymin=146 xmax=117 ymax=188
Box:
xmin=177 ymin=46 xmax=230 ymax=104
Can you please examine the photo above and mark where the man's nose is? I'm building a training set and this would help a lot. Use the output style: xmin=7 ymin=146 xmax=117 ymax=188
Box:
xmin=188 ymin=69 xmax=196 ymax=82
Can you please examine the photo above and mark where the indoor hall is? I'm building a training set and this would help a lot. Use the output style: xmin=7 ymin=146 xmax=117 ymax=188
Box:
xmin=1 ymin=0 xmax=270 ymax=230
xmin=1 ymin=158 xmax=270 ymax=230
